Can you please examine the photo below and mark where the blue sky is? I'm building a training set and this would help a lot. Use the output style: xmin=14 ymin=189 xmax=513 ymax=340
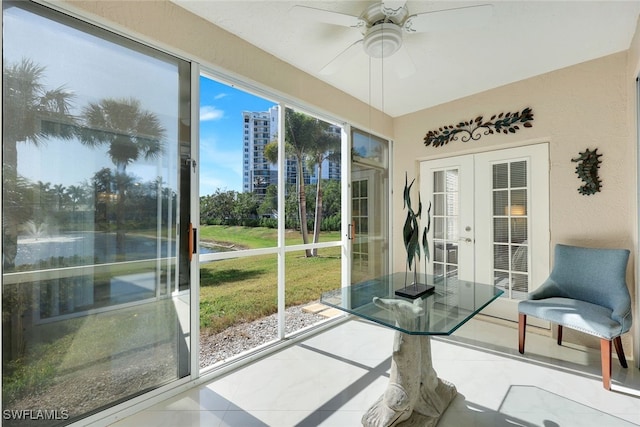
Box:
xmin=199 ymin=76 xmax=277 ymax=196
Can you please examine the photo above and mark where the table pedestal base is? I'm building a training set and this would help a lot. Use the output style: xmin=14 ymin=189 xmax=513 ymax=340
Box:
xmin=363 ymin=298 xmax=457 ymax=427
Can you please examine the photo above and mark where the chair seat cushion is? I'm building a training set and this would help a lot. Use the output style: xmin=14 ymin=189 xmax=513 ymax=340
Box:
xmin=518 ymin=297 xmax=622 ymax=339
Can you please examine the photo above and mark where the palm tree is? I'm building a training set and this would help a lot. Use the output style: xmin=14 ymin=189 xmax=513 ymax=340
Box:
xmin=33 ymin=180 xmax=53 ymax=224
xmin=52 ymin=183 xmax=66 ymax=212
xmin=265 ymin=109 xmax=336 ymax=257
xmin=2 ymin=58 xmax=75 ymax=270
xmin=66 ymin=185 xmax=86 ymax=213
xmin=77 ymin=97 xmax=165 ymax=256
xmin=307 ymin=130 xmax=340 ymax=256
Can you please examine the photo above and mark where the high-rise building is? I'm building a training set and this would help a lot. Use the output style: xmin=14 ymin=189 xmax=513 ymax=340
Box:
xmin=242 ymin=107 xmax=277 ymax=198
xmin=242 ymin=106 xmax=341 ymax=198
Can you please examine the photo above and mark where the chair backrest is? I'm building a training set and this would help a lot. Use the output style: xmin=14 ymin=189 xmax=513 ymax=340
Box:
xmin=550 ymin=244 xmax=630 ymax=312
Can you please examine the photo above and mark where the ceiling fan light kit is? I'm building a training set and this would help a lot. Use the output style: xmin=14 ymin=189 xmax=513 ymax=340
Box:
xmin=363 ymin=23 xmax=403 ymax=58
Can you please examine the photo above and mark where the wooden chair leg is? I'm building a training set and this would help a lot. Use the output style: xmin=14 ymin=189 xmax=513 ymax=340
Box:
xmin=518 ymin=313 xmax=526 ymax=354
xmin=557 ymin=325 xmax=563 ymax=346
xmin=613 ymin=336 xmax=628 ymax=368
xmin=600 ymin=338 xmax=612 ymax=390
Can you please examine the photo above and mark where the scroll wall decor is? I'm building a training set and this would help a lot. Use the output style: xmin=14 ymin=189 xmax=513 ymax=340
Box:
xmin=571 ymin=148 xmax=602 ymax=195
xmin=423 ymin=107 xmax=534 ymax=148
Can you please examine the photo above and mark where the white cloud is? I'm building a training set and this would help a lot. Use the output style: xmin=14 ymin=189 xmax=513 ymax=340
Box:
xmin=214 ymin=93 xmax=227 ymax=100
xmin=200 ymin=105 xmax=224 ymax=121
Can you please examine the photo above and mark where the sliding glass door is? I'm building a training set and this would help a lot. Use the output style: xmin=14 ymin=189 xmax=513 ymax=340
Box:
xmin=2 ymin=1 xmax=192 ymax=424
xmin=350 ymin=129 xmax=390 ymax=285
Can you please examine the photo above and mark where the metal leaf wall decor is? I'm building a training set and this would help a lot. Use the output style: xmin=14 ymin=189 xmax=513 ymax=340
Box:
xmin=571 ymin=148 xmax=602 ymax=196
xmin=423 ymin=107 xmax=534 ymax=148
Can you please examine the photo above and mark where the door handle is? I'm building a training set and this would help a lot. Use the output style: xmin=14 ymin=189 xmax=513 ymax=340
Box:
xmin=459 ymin=237 xmax=473 ymax=243
xmin=188 ymin=223 xmax=197 ymax=261
xmin=348 ymin=220 xmax=356 ymax=240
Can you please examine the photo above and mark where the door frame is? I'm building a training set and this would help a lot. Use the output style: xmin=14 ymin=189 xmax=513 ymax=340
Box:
xmin=476 ymin=143 xmax=550 ymax=323
xmin=343 ymin=128 xmax=394 ymax=288
xmin=420 ymin=143 xmax=550 ymax=324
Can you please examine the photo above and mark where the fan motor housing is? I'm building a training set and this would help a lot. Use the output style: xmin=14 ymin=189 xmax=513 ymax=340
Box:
xmin=363 ymin=23 xmax=403 ymax=58
xmin=361 ymin=2 xmax=409 ymax=25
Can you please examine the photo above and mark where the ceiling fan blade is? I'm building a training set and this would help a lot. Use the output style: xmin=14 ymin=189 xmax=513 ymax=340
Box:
xmin=289 ymin=5 xmax=363 ymax=28
xmin=404 ymin=4 xmax=494 ymax=33
xmin=390 ymin=46 xmax=415 ymax=79
xmin=320 ymin=39 xmax=363 ymax=75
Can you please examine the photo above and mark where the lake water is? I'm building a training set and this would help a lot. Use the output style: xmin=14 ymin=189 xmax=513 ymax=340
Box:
xmin=15 ymin=232 xmax=226 ymax=266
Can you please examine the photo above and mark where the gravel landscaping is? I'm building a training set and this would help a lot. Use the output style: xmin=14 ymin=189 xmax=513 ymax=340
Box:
xmin=199 ymin=303 xmax=329 ymax=368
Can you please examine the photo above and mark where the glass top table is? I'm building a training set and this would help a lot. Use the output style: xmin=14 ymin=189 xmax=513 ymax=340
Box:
xmin=320 ymin=272 xmax=503 ymax=336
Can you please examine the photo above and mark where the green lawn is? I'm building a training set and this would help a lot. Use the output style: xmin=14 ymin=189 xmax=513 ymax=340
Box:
xmin=199 ymin=225 xmax=341 ymax=248
xmin=198 ymin=225 xmax=342 ymax=333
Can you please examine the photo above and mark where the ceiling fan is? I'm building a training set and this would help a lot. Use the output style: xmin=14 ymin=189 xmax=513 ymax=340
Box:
xmin=290 ymin=1 xmax=493 ymax=78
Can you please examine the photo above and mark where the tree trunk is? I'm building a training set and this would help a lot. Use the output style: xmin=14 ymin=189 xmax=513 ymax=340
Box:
xmin=116 ymin=190 xmax=126 ymax=258
xmin=297 ymin=157 xmax=311 ymax=257
xmin=115 ymin=171 xmax=127 ymax=258
xmin=311 ymin=161 xmax=323 ymax=257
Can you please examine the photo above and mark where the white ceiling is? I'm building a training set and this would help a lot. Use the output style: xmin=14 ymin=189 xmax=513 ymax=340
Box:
xmin=173 ymin=1 xmax=640 ymax=117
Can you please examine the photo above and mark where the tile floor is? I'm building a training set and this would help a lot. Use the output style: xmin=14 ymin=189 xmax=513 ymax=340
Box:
xmin=112 ymin=316 xmax=640 ymax=426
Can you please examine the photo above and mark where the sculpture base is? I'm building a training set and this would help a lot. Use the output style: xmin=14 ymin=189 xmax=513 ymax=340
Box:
xmin=395 ymin=284 xmax=434 ymax=299
xmin=361 ymin=329 xmax=457 ymax=427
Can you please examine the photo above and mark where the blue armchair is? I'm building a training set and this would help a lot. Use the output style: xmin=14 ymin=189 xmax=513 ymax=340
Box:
xmin=518 ymin=244 xmax=631 ymax=390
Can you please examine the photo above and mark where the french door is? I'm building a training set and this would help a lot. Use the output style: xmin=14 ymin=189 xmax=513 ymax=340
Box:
xmin=420 ymin=144 xmax=549 ymax=322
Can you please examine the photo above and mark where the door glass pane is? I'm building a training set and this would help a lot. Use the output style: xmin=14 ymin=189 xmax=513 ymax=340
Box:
xmin=434 ymin=193 xmax=445 ymax=216
xmin=351 ymin=129 xmax=389 ymax=284
xmin=433 ymin=217 xmax=445 ymax=240
xmin=511 ymin=189 xmax=528 ymax=215
xmin=510 ymin=161 xmax=527 ymax=188
xmin=493 ymin=163 xmax=508 ymax=189
xmin=493 ymin=218 xmax=509 ymax=242
xmin=512 ymin=245 xmax=528 ymax=272
xmin=512 ymin=218 xmax=528 ymax=243
xmin=494 ymin=244 xmax=510 ymax=270
xmin=432 ymin=168 xmax=459 ymax=279
xmin=493 ymin=190 xmax=509 ymax=216
xmin=445 ymin=170 xmax=458 ymax=192
xmin=3 ymin=2 xmax=190 ymax=423
xmin=492 ymin=160 xmax=530 ymax=299
xmin=433 ymin=170 xmax=445 ymax=192
xmin=512 ymin=273 xmax=529 ymax=297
